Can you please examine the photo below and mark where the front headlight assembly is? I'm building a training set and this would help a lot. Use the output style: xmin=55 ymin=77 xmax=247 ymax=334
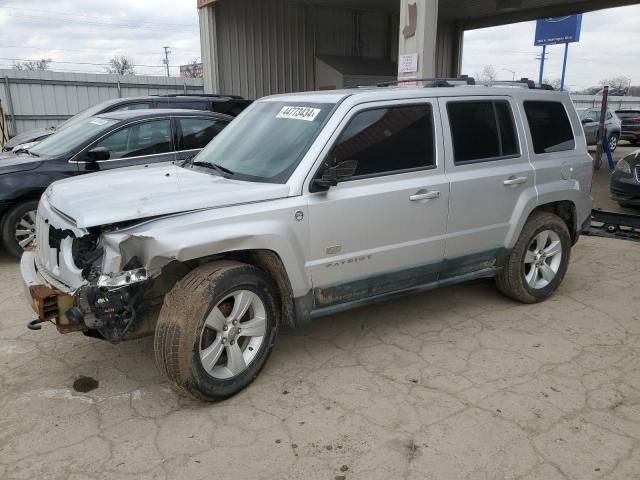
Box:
xmin=615 ymin=158 xmax=632 ymax=175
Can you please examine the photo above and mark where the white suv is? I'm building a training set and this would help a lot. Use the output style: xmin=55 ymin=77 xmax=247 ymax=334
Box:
xmin=21 ymin=80 xmax=593 ymax=401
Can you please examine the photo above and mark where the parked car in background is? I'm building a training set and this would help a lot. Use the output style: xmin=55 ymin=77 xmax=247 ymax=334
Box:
xmin=20 ymin=82 xmax=593 ymax=401
xmin=615 ymin=109 xmax=640 ymax=146
xmin=610 ymin=149 xmax=640 ymax=208
xmin=0 ymin=109 xmax=232 ymax=257
xmin=578 ymin=107 xmax=621 ymax=153
xmin=2 ymin=94 xmax=250 ymax=152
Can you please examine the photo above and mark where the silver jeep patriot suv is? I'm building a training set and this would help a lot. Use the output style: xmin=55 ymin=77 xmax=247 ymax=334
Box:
xmin=21 ymin=79 xmax=593 ymax=401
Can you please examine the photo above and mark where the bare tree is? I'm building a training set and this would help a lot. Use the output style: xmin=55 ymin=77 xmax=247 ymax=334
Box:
xmin=543 ymin=78 xmax=562 ymax=90
xmin=475 ymin=65 xmax=497 ymax=82
xmin=627 ymin=85 xmax=640 ymax=97
xmin=181 ymin=59 xmax=203 ymax=78
xmin=599 ymin=76 xmax=631 ymax=91
xmin=106 ymin=55 xmax=136 ymax=76
xmin=12 ymin=58 xmax=51 ymax=71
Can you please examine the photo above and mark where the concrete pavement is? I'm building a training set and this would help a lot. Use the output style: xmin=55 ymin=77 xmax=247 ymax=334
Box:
xmin=0 ymin=234 xmax=639 ymax=480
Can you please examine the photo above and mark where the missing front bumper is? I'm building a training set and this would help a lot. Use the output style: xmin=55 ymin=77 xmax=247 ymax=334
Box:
xmin=21 ymin=251 xmax=84 ymax=334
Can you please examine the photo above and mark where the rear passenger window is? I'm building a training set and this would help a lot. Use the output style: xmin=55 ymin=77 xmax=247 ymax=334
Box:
xmin=447 ymin=101 xmax=519 ymax=164
xmin=332 ymin=105 xmax=435 ymax=178
xmin=169 ymin=101 xmax=209 ymax=111
xmin=179 ymin=118 xmax=227 ymax=150
xmin=524 ymin=101 xmax=575 ymax=154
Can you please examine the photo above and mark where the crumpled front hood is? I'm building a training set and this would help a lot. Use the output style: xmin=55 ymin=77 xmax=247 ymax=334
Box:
xmin=46 ymin=164 xmax=291 ymax=228
xmin=4 ymin=128 xmax=53 ymax=150
xmin=0 ymin=152 xmax=43 ymax=174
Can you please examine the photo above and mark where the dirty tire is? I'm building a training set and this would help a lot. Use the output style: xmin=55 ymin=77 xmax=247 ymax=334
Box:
xmin=1 ymin=200 xmax=39 ymax=259
xmin=154 ymin=261 xmax=280 ymax=401
xmin=495 ymin=212 xmax=571 ymax=304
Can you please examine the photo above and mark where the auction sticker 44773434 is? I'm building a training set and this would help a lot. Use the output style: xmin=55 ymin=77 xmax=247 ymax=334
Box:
xmin=277 ymin=106 xmax=321 ymax=122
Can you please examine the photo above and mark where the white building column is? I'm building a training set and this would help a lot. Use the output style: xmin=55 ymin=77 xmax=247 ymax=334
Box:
xmin=397 ymin=0 xmax=439 ymax=81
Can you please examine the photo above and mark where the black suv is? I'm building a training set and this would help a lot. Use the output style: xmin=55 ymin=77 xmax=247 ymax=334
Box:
xmin=611 ymin=150 xmax=640 ymax=208
xmin=0 ymin=109 xmax=232 ymax=257
xmin=3 ymin=94 xmax=251 ymax=152
xmin=616 ymin=110 xmax=640 ymax=146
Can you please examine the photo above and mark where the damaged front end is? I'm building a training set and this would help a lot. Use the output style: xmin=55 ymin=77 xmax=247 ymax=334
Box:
xmin=22 ymin=201 xmax=179 ymax=343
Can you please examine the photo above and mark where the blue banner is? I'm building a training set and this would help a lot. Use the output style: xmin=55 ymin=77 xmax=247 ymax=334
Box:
xmin=535 ymin=15 xmax=583 ymax=46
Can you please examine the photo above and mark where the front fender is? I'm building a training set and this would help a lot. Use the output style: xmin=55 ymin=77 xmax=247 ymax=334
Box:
xmin=102 ymin=198 xmax=312 ymax=297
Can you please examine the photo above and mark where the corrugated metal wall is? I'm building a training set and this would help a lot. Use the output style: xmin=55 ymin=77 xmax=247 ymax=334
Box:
xmin=213 ymin=0 xmax=313 ymax=99
xmin=0 ymin=69 xmax=204 ymax=136
xmin=202 ymin=0 xmax=396 ymax=98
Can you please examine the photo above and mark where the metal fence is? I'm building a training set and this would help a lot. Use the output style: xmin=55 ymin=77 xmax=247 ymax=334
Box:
xmin=571 ymin=94 xmax=640 ymax=111
xmin=0 ymin=69 xmax=205 ymax=137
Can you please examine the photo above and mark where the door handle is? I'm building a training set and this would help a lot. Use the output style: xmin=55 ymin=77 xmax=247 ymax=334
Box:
xmin=410 ymin=191 xmax=441 ymax=202
xmin=503 ymin=176 xmax=528 ymax=186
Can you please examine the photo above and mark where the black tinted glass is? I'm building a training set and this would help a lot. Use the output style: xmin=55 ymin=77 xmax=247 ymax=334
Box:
xmin=94 ymin=119 xmax=172 ymax=159
xmin=448 ymin=102 xmax=500 ymax=163
xmin=524 ymin=101 xmax=575 ymax=154
xmin=333 ymin=105 xmax=435 ymax=177
xmin=179 ymin=118 xmax=226 ymax=150
xmin=495 ymin=102 xmax=519 ymax=156
xmin=169 ymin=101 xmax=208 ymax=111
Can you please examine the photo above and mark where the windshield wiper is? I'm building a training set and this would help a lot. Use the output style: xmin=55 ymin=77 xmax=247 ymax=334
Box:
xmin=190 ymin=161 xmax=234 ymax=177
xmin=14 ymin=148 xmax=39 ymax=157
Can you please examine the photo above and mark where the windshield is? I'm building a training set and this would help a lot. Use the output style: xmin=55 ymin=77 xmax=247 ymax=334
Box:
xmin=30 ymin=117 xmax=118 ymax=157
xmin=191 ymin=101 xmax=335 ymax=183
xmin=57 ymin=100 xmax=117 ymax=130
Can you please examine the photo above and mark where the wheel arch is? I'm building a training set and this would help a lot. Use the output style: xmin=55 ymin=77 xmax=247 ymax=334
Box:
xmin=210 ymin=249 xmax=297 ymax=329
xmin=528 ymin=201 xmax=578 ymax=243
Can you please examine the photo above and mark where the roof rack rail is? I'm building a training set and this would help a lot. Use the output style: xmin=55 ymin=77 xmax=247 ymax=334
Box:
xmin=374 ymin=76 xmax=476 ymax=88
xmin=472 ymin=78 xmax=555 ymax=90
xmin=156 ymin=93 xmax=246 ymax=99
xmin=351 ymin=76 xmax=555 ymax=91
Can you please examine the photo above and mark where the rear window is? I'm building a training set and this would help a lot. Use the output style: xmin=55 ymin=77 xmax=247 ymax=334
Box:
xmin=447 ymin=100 xmax=519 ymax=164
xmin=524 ymin=101 xmax=575 ymax=154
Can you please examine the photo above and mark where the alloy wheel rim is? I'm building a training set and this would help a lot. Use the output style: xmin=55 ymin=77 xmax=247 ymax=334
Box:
xmin=609 ymin=136 xmax=618 ymax=150
xmin=14 ymin=210 xmax=37 ymax=249
xmin=523 ymin=230 xmax=562 ymax=290
xmin=198 ymin=289 xmax=267 ymax=380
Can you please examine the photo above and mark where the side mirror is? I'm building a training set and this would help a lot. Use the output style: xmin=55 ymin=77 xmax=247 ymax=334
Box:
xmin=313 ymin=159 xmax=358 ymax=191
xmin=87 ymin=147 xmax=110 ymax=162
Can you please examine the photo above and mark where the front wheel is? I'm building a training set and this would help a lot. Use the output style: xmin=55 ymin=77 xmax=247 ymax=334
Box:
xmin=608 ymin=133 xmax=619 ymax=152
xmin=154 ymin=261 xmax=280 ymax=401
xmin=495 ymin=212 xmax=571 ymax=304
xmin=1 ymin=200 xmax=39 ymax=259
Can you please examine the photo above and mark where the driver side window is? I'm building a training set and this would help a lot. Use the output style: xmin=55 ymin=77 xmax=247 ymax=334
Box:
xmin=331 ymin=104 xmax=435 ymax=179
xmin=92 ymin=119 xmax=172 ymax=160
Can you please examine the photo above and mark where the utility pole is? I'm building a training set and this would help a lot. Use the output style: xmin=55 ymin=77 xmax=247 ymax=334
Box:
xmin=537 ymin=46 xmax=549 ymax=85
xmin=162 ymin=46 xmax=171 ymax=77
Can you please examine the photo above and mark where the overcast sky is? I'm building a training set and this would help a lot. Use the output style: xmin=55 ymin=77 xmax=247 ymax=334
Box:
xmin=0 ymin=1 xmax=638 ymax=88
xmin=0 ymin=0 xmax=201 ymax=76
xmin=462 ymin=4 xmax=640 ymax=90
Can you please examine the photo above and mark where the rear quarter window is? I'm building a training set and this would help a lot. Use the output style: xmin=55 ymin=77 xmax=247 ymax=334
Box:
xmin=524 ymin=101 xmax=575 ymax=154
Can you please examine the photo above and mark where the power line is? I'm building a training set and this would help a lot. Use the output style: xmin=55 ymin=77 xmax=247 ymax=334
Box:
xmin=1 ymin=57 xmax=183 ymax=69
xmin=0 ymin=44 xmax=200 ymax=56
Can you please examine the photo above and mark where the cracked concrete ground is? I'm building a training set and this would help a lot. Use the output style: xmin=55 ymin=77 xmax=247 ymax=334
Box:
xmin=0 ymin=236 xmax=639 ymax=480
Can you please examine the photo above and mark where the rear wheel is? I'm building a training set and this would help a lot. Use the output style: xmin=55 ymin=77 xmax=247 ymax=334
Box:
xmin=496 ymin=212 xmax=571 ymax=304
xmin=1 ymin=200 xmax=39 ymax=259
xmin=154 ymin=261 xmax=280 ymax=401
xmin=608 ymin=133 xmax=619 ymax=152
